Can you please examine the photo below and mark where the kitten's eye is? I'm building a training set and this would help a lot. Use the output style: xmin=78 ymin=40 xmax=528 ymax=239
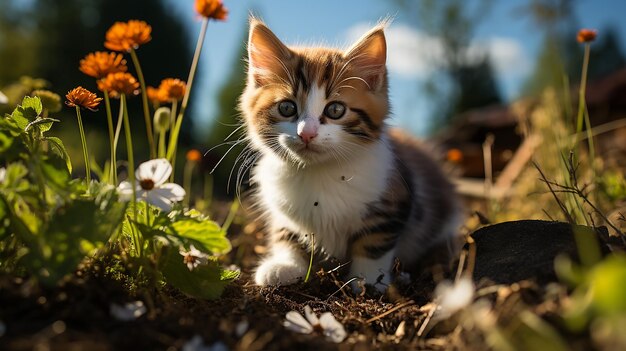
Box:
xmin=324 ymin=102 xmax=346 ymax=119
xmin=278 ymin=100 xmax=297 ymax=118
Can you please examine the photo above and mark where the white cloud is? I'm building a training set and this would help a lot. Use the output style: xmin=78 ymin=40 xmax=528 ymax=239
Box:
xmin=345 ymin=23 xmax=530 ymax=80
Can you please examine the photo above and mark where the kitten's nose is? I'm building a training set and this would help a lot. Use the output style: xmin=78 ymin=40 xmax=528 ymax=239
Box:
xmin=297 ymin=116 xmax=319 ymax=144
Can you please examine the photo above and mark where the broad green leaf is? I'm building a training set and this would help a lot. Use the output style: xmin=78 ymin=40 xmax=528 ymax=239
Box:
xmin=10 ymin=96 xmax=42 ymax=130
xmin=3 ymin=163 xmax=29 ymax=192
xmin=170 ymin=217 xmax=231 ymax=255
xmin=40 ymin=155 xmax=70 ymax=191
xmin=160 ymin=246 xmax=238 ymax=300
xmin=21 ymin=96 xmax=43 ymax=116
xmin=46 ymin=137 xmax=72 ymax=174
xmin=0 ymin=131 xmax=13 ymax=153
xmin=25 ymin=117 xmax=59 ymax=134
xmin=0 ymin=115 xmax=22 ymax=136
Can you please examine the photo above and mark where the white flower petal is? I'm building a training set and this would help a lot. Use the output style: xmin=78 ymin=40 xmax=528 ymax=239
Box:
xmin=0 ymin=91 xmax=7 ymax=105
xmin=435 ymin=276 xmax=475 ymax=317
xmin=117 ymin=181 xmax=136 ymax=202
xmin=284 ymin=311 xmax=313 ymax=334
xmin=320 ymin=312 xmax=347 ymax=343
xmin=136 ymin=158 xmax=172 ymax=186
xmin=304 ymin=305 xmax=319 ymax=326
xmin=145 ymin=191 xmax=175 ymax=212
xmin=159 ymin=183 xmax=186 ymax=201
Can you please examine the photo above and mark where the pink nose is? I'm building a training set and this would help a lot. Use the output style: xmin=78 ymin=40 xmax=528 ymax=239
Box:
xmin=298 ymin=130 xmax=318 ymax=144
xmin=297 ymin=116 xmax=319 ymax=144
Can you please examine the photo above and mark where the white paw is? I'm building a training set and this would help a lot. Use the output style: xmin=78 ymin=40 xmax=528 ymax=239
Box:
xmin=254 ymin=258 xmax=307 ymax=286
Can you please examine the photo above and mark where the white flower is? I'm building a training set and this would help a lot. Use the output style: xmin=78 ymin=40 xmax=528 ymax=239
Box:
xmin=118 ymin=158 xmax=185 ymax=212
xmin=182 ymin=335 xmax=228 ymax=351
xmin=434 ymin=276 xmax=475 ymax=318
xmin=0 ymin=91 xmax=7 ymax=105
xmin=284 ymin=305 xmax=347 ymax=343
xmin=179 ymin=244 xmax=209 ymax=271
xmin=110 ymin=300 xmax=147 ymax=321
xmin=0 ymin=167 xmax=5 ymax=183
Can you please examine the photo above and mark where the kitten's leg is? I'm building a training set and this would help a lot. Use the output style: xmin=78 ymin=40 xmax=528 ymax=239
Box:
xmin=349 ymin=232 xmax=398 ymax=293
xmin=254 ymin=230 xmax=308 ymax=286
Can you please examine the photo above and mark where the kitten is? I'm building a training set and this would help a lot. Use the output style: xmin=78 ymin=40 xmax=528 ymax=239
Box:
xmin=239 ymin=19 xmax=462 ymax=292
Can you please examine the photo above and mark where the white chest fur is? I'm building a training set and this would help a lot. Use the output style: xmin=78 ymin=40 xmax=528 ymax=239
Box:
xmin=253 ymin=139 xmax=394 ymax=259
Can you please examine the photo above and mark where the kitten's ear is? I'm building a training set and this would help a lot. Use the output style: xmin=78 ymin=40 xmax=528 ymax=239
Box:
xmin=247 ymin=19 xmax=292 ymax=85
xmin=344 ymin=25 xmax=387 ymax=91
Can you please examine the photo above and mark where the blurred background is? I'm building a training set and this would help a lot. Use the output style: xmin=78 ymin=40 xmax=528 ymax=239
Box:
xmin=1 ymin=0 xmax=626 ymax=206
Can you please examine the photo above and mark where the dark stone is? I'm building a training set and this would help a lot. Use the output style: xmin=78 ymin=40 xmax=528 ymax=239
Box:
xmin=471 ymin=220 xmax=612 ymax=284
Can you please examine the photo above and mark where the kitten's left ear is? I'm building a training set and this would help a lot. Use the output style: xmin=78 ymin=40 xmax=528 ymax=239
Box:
xmin=344 ymin=25 xmax=387 ymax=91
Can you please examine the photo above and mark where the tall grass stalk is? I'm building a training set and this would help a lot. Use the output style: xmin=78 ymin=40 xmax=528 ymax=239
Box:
xmin=166 ymin=18 xmax=209 ymax=164
xmin=74 ymin=106 xmax=91 ymax=185
xmin=104 ymin=91 xmax=117 ymax=184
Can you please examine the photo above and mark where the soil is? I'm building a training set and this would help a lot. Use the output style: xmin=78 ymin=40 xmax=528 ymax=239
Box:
xmin=0 ymin=219 xmax=621 ymax=351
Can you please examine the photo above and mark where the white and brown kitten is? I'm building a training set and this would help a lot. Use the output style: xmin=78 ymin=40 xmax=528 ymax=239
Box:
xmin=239 ymin=19 xmax=462 ymax=292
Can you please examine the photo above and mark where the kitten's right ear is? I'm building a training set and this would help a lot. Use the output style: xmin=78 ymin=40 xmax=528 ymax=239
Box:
xmin=247 ymin=19 xmax=292 ymax=85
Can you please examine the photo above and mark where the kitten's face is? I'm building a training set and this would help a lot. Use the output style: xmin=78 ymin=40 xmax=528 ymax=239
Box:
xmin=241 ymin=20 xmax=389 ymax=166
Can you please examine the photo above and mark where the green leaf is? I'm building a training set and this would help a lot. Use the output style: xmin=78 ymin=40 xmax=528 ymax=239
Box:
xmin=27 ymin=191 xmax=127 ymax=285
xmin=46 ymin=137 xmax=72 ymax=174
xmin=0 ymin=115 xmax=22 ymax=137
xmin=160 ymin=246 xmax=238 ymax=300
xmin=169 ymin=217 xmax=231 ymax=255
xmin=25 ymin=117 xmax=59 ymax=134
xmin=21 ymin=96 xmax=43 ymax=116
xmin=3 ymin=163 xmax=29 ymax=192
xmin=10 ymin=96 xmax=42 ymax=130
xmin=40 ymin=155 xmax=70 ymax=191
xmin=0 ymin=131 xmax=14 ymax=154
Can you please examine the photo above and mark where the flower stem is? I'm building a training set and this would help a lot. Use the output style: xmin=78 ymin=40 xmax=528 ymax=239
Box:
xmin=168 ymin=101 xmax=178 ymax=181
xmin=166 ymin=18 xmax=209 ymax=162
xmin=113 ymin=99 xmax=124 ymax=173
xmin=575 ymin=44 xmax=590 ymax=135
xmin=104 ymin=91 xmax=117 ymax=185
xmin=183 ymin=160 xmax=194 ymax=208
xmin=122 ymin=94 xmax=140 ymax=255
xmin=75 ymin=106 xmax=91 ymax=185
xmin=130 ymin=48 xmax=156 ymax=159
xmin=158 ymin=130 xmax=166 ymax=158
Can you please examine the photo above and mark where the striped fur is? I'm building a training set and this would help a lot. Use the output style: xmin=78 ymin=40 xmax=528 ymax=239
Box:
xmin=240 ymin=19 xmax=462 ymax=292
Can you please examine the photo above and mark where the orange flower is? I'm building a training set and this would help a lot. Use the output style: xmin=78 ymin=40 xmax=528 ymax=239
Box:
xmin=79 ymin=52 xmax=127 ymax=79
xmin=158 ymin=78 xmax=186 ymax=101
xmin=65 ymin=87 xmax=103 ymax=112
xmin=104 ymin=20 xmax=152 ymax=52
xmin=147 ymin=86 xmax=166 ymax=104
xmin=186 ymin=149 xmax=202 ymax=162
xmin=195 ymin=0 xmax=228 ymax=21
xmin=446 ymin=148 xmax=463 ymax=163
xmin=97 ymin=72 xmax=140 ymax=98
xmin=577 ymin=28 xmax=597 ymax=43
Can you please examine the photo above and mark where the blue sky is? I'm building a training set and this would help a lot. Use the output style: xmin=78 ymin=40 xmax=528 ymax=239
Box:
xmin=164 ymin=0 xmax=626 ymax=139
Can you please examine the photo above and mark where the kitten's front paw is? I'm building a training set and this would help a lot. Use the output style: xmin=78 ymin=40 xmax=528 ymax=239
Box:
xmin=254 ymin=258 xmax=307 ymax=286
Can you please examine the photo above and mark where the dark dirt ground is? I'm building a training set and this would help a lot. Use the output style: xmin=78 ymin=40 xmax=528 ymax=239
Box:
xmin=0 ymin=219 xmax=622 ymax=351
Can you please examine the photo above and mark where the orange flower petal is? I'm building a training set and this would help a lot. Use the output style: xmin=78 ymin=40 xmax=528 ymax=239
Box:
xmin=104 ymin=20 xmax=152 ymax=52
xmin=195 ymin=0 xmax=228 ymax=21
xmin=98 ymin=72 xmax=140 ymax=98
xmin=186 ymin=149 xmax=203 ymax=162
xmin=79 ymin=52 xmax=128 ymax=79
xmin=577 ymin=28 xmax=597 ymax=43
xmin=158 ymin=78 xmax=186 ymax=102
xmin=66 ymin=87 xmax=103 ymax=112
